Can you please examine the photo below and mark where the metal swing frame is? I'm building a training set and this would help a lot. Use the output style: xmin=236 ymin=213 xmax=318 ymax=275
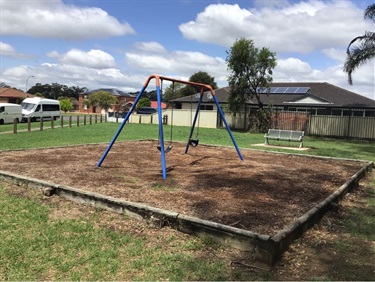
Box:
xmin=96 ymin=74 xmax=244 ymax=179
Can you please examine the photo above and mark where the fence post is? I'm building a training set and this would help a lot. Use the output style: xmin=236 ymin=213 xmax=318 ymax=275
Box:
xmin=13 ymin=118 xmax=17 ymax=134
xmin=69 ymin=116 xmax=72 ymax=128
xmin=100 ymin=114 xmax=102 ymax=123
xmin=90 ymin=115 xmax=92 ymax=125
xmin=95 ymin=115 xmax=97 ymax=124
xmin=40 ymin=117 xmax=43 ymax=131
xmin=27 ymin=117 xmax=31 ymax=131
xmin=77 ymin=115 xmax=80 ymax=127
xmin=61 ymin=116 xmax=64 ymax=128
xmin=51 ymin=116 xmax=54 ymax=129
xmin=84 ymin=115 xmax=86 ymax=125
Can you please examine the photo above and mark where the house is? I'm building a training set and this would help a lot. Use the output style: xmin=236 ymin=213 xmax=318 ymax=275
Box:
xmin=172 ymin=82 xmax=375 ymax=117
xmin=78 ymin=88 xmax=136 ymax=113
xmin=0 ymin=88 xmax=36 ymax=104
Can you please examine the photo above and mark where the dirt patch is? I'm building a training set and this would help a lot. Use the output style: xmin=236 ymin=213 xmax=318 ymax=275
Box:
xmin=0 ymin=140 xmax=366 ymax=236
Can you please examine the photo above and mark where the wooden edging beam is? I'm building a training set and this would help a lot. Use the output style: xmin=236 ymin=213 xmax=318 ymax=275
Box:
xmin=0 ymin=159 xmax=373 ymax=268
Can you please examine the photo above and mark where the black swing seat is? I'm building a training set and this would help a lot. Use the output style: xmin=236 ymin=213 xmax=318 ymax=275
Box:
xmin=189 ymin=139 xmax=199 ymax=147
xmin=157 ymin=144 xmax=173 ymax=153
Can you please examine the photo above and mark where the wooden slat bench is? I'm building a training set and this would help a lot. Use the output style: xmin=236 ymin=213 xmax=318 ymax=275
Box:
xmin=264 ymin=129 xmax=304 ymax=148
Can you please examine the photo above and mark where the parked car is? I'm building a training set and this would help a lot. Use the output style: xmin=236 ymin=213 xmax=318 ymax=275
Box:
xmin=136 ymin=107 xmax=157 ymax=114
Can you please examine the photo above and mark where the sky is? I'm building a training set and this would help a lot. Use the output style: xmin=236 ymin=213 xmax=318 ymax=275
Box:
xmin=0 ymin=0 xmax=374 ymax=100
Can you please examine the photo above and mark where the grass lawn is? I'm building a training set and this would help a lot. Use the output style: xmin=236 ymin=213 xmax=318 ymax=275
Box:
xmin=0 ymin=122 xmax=374 ymax=280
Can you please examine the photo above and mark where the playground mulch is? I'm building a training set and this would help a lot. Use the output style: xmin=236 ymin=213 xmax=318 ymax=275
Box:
xmin=0 ymin=140 xmax=365 ymax=235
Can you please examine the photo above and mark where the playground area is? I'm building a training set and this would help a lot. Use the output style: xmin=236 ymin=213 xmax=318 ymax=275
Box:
xmin=0 ymin=140 xmax=365 ymax=235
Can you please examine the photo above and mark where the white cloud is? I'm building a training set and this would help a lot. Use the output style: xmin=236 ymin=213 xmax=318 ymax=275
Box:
xmin=0 ymin=42 xmax=32 ymax=59
xmin=125 ymin=44 xmax=228 ymax=82
xmin=133 ymin=42 xmax=167 ymax=54
xmin=54 ymin=49 xmax=117 ymax=69
xmin=0 ymin=0 xmax=134 ymax=39
xmin=179 ymin=0 xmax=371 ymax=53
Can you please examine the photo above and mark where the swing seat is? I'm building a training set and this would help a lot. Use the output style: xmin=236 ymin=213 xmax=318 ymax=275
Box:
xmin=189 ymin=139 xmax=199 ymax=147
xmin=157 ymin=144 xmax=173 ymax=153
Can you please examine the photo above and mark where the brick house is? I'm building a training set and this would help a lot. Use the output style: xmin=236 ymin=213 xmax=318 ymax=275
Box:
xmin=78 ymin=88 xmax=136 ymax=114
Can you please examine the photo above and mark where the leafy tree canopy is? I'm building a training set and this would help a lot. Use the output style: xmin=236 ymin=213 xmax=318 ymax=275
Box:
xmin=59 ymin=98 xmax=73 ymax=113
xmin=28 ymin=83 xmax=87 ymax=100
xmin=226 ymin=37 xmax=277 ymax=113
xmin=88 ymin=90 xmax=117 ymax=111
xmin=137 ymin=97 xmax=151 ymax=109
xmin=343 ymin=3 xmax=375 ymax=85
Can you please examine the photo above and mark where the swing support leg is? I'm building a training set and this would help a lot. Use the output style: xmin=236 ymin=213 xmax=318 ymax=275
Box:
xmin=156 ymin=81 xmax=168 ymax=179
xmin=214 ymin=95 xmax=244 ymax=161
xmin=96 ymin=85 xmax=147 ymax=167
xmin=185 ymin=90 xmax=203 ymax=154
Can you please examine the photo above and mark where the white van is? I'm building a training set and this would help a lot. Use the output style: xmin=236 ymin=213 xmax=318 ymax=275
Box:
xmin=0 ymin=103 xmax=23 ymax=125
xmin=21 ymin=97 xmax=60 ymax=122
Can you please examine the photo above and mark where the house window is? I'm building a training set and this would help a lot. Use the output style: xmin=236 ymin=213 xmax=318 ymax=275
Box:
xmin=199 ymin=105 xmax=214 ymax=110
xmin=331 ymin=109 xmax=342 ymax=116
xmin=352 ymin=110 xmax=364 ymax=117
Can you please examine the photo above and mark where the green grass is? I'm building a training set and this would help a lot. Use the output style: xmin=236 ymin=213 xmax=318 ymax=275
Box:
xmin=1 ymin=122 xmax=374 ymax=163
xmin=0 ymin=121 xmax=374 ymax=280
xmin=0 ymin=187 xmax=241 ymax=281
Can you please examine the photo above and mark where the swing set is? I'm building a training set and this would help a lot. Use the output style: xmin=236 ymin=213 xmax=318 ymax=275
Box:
xmin=96 ymin=74 xmax=244 ymax=179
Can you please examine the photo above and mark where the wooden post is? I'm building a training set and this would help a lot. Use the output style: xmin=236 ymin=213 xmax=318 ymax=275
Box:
xmin=90 ymin=115 xmax=92 ymax=125
xmin=61 ymin=116 xmax=64 ymax=128
xmin=13 ymin=118 xmax=18 ymax=134
xmin=51 ymin=116 xmax=54 ymax=129
xmin=27 ymin=117 xmax=31 ymax=131
xmin=77 ymin=115 xmax=80 ymax=127
xmin=69 ymin=116 xmax=72 ymax=127
xmin=84 ymin=115 xmax=86 ymax=125
xmin=40 ymin=117 xmax=43 ymax=131
xmin=100 ymin=114 xmax=102 ymax=123
xmin=95 ymin=115 xmax=97 ymax=124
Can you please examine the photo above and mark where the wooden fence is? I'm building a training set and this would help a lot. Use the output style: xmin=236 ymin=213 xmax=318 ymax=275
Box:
xmin=223 ymin=109 xmax=375 ymax=140
xmin=309 ymin=115 xmax=375 ymax=139
xmin=2 ymin=114 xmax=105 ymax=134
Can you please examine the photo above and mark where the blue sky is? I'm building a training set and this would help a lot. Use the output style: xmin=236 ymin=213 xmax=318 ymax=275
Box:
xmin=1 ymin=0 xmax=374 ymax=100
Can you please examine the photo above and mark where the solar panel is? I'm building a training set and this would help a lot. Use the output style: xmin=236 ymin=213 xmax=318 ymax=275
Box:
xmin=295 ymin=87 xmax=310 ymax=93
xmin=273 ymin=87 xmax=289 ymax=93
xmin=285 ymin=87 xmax=299 ymax=93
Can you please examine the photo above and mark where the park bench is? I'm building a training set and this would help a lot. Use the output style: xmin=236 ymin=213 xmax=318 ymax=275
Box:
xmin=264 ymin=129 xmax=304 ymax=148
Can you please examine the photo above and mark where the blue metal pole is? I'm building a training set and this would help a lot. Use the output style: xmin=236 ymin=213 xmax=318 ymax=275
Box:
xmin=96 ymin=86 xmax=147 ymax=167
xmin=213 ymin=95 xmax=244 ymax=160
xmin=185 ymin=93 xmax=203 ymax=154
xmin=156 ymin=81 xmax=167 ymax=179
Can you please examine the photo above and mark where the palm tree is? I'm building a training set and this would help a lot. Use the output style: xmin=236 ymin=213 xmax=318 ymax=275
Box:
xmin=343 ymin=3 xmax=375 ymax=85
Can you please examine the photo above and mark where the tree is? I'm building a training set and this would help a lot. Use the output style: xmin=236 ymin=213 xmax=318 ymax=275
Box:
xmin=88 ymin=90 xmax=117 ymax=112
xmin=136 ymin=97 xmax=151 ymax=110
xmin=178 ymin=71 xmax=219 ymax=97
xmin=163 ymin=82 xmax=185 ymax=102
xmin=226 ymin=38 xmax=277 ymax=111
xmin=28 ymin=83 xmax=87 ymax=100
xmin=226 ymin=38 xmax=277 ymax=132
xmin=59 ymin=98 xmax=73 ymax=113
xmin=189 ymin=71 xmax=218 ymax=91
xmin=343 ymin=3 xmax=375 ymax=85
